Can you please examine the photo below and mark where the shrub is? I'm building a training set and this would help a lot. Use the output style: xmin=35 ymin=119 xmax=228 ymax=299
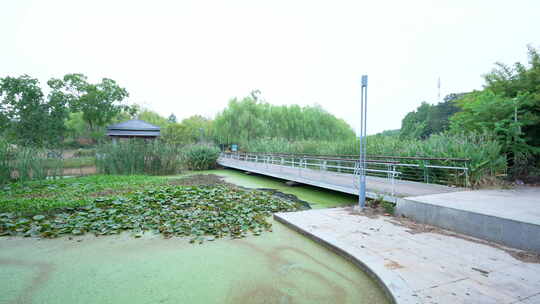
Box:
xmin=183 ymin=145 xmax=220 ymax=170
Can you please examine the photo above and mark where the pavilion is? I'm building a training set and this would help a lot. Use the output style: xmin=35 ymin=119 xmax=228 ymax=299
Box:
xmin=106 ymin=119 xmax=160 ymax=142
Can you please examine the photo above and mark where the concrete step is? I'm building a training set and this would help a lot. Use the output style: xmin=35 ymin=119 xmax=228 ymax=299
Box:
xmin=396 ymin=187 xmax=540 ymax=253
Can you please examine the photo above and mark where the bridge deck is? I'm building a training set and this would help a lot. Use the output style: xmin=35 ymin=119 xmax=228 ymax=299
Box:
xmin=218 ymin=157 xmax=463 ymax=199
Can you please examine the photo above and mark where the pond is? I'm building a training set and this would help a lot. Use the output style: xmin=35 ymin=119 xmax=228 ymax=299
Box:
xmin=195 ymin=168 xmax=359 ymax=209
xmin=0 ymin=170 xmax=390 ymax=304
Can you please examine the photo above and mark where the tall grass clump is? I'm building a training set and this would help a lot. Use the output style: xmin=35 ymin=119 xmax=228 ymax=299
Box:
xmin=73 ymin=148 xmax=96 ymax=158
xmin=96 ymin=139 xmax=182 ymax=175
xmin=0 ymin=138 xmax=11 ymax=184
xmin=182 ymin=145 xmax=220 ymax=170
xmin=0 ymin=138 xmax=63 ymax=184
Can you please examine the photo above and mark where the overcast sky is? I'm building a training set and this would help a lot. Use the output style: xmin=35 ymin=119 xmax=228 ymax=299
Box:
xmin=1 ymin=0 xmax=539 ymax=134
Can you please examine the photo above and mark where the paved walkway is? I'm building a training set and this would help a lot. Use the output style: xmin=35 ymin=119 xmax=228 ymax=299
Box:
xmin=219 ymin=158 xmax=462 ymax=198
xmin=404 ymin=187 xmax=540 ymax=225
xmin=399 ymin=187 xmax=540 ymax=253
xmin=275 ymin=208 xmax=540 ymax=304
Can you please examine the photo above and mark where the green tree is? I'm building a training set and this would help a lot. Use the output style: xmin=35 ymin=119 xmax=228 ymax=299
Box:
xmin=451 ymin=91 xmax=539 ymax=175
xmin=451 ymin=46 xmax=540 ymax=176
xmin=168 ymin=113 xmax=177 ymax=123
xmin=52 ymin=73 xmax=129 ymax=131
xmin=213 ymin=93 xmax=356 ymax=144
xmin=400 ymin=94 xmax=462 ymax=139
xmin=400 ymin=102 xmax=432 ymax=139
xmin=181 ymin=115 xmax=213 ymax=143
xmin=137 ymin=109 xmax=169 ymax=127
xmin=0 ymin=75 xmax=69 ymax=146
xmin=483 ymin=45 xmax=540 ymax=149
xmin=161 ymin=123 xmax=190 ymax=146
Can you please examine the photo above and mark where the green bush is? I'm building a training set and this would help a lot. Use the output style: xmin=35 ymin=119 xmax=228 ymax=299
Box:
xmin=183 ymin=145 xmax=220 ymax=170
xmin=96 ymin=139 xmax=182 ymax=175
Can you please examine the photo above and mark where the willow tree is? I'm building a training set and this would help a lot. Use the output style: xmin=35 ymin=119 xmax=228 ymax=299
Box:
xmin=213 ymin=93 xmax=356 ymax=144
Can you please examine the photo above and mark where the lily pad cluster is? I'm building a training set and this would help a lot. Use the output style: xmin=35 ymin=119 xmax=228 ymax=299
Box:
xmin=0 ymin=185 xmax=303 ymax=242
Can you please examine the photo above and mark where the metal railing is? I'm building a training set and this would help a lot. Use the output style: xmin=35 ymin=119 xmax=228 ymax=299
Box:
xmin=219 ymin=152 xmax=470 ymax=188
xmin=219 ymin=152 xmax=403 ymax=197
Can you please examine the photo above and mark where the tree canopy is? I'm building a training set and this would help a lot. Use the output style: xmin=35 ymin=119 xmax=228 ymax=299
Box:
xmin=0 ymin=75 xmax=69 ymax=146
xmin=50 ymin=73 xmax=130 ymax=131
xmin=213 ymin=93 xmax=356 ymax=143
xmin=450 ymin=46 xmax=540 ymax=173
xmin=161 ymin=115 xmax=213 ymax=146
xmin=400 ymin=93 xmax=463 ymax=139
xmin=137 ymin=109 xmax=170 ymax=127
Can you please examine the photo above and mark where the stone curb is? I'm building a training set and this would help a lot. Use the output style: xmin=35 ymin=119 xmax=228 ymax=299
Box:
xmin=274 ymin=213 xmax=421 ymax=304
xmin=396 ymin=198 xmax=540 ymax=253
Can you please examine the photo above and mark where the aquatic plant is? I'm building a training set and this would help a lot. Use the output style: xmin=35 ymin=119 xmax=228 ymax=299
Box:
xmin=0 ymin=185 xmax=303 ymax=242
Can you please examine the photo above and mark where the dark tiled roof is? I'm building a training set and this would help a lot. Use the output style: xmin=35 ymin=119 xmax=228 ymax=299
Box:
xmin=107 ymin=119 xmax=160 ymax=131
xmin=106 ymin=130 xmax=160 ymax=137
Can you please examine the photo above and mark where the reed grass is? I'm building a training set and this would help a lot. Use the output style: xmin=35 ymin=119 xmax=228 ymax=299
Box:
xmin=238 ymin=132 xmax=506 ymax=187
xmin=96 ymin=139 xmax=182 ymax=175
xmin=0 ymin=138 xmax=64 ymax=184
xmin=0 ymin=139 xmax=10 ymax=184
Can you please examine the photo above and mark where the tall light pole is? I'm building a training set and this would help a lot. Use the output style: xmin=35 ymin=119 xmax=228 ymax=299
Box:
xmin=359 ymin=75 xmax=368 ymax=209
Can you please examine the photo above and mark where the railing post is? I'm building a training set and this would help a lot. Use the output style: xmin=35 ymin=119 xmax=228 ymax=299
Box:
xmin=423 ymin=160 xmax=429 ymax=184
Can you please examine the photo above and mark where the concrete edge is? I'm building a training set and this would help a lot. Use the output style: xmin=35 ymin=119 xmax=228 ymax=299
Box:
xmin=401 ymin=194 xmax=538 ymax=226
xmin=274 ymin=213 xmax=419 ymax=304
xmin=396 ymin=198 xmax=540 ymax=253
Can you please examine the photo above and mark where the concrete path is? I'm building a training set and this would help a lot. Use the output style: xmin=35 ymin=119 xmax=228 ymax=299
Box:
xmin=404 ymin=187 xmax=540 ymax=225
xmin=219 ymin=158 xmax=462 ymax=199
xmin=399 ymin=187 xmax=540 ymax=253
xmin=275 ymin=208 xmax=540 ymax=304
